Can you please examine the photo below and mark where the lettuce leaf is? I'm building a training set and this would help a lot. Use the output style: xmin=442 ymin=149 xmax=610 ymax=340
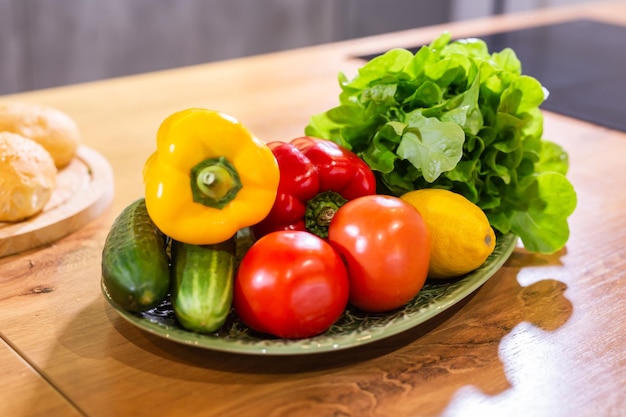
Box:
xmin=304 ymin=33 xmax=577 ymax=254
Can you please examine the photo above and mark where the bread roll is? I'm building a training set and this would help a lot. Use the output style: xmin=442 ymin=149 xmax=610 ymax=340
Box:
xmin=0 ymin=132 xmax=57 ymax=222
xmin=0 ymin=101 xmax=80 ymax=168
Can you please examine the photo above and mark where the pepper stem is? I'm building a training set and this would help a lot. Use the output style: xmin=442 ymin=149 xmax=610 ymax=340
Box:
xmin=190 ymin=156 xmax=242 ymax=209
xmin=305 ymin=191 xmax=348 ymax=238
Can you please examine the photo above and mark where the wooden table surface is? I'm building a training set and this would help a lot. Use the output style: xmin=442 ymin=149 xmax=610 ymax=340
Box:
xmin=1 ymin=2 xmax=625 ymax=416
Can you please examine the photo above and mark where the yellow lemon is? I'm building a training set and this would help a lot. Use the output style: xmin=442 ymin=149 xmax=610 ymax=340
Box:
xmin=400 ymin=188 xmax=496 ymax=279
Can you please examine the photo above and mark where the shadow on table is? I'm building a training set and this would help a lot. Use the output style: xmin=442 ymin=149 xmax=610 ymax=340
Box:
xmin=55 ymin=247 xmax=573 ymax=416
xmin=109 ymin=250 xmax=572 ymax=372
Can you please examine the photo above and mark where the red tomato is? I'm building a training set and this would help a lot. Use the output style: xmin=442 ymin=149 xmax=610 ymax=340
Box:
xmin=233 ymin=230 xmax=349 ymax=339
xmin=328 ymin=195 xmax=430 ymax=313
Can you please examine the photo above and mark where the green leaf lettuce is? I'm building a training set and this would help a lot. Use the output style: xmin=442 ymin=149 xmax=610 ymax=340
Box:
xmin=305 ymin=33 xmax=577 ymax=254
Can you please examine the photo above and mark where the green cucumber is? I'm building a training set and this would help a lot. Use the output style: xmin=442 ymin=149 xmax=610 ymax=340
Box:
xmin=170 ymin=238 xmax=236 ymax=333
xmin=101 ymin=198 xmax=170 ymax=312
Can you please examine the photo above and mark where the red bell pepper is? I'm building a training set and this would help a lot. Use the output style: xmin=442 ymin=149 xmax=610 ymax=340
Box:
xmin=252 ymin=136 xmax=376 ymax=239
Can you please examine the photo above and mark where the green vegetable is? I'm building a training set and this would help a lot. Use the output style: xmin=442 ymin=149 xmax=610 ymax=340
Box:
xmin=101 ymin=198 xmax=170 ymax=312
xmin=170 ymin=238 xmax=236 ymax=334
xmin=305 ymin=32 xmax=576 ymax=253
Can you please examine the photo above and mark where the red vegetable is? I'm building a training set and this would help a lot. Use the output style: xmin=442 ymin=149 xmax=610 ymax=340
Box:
xmin=252 ymin=136 xmax=376 ymax=239
xmin=233 ymin=231 xmax=349 ymax=339
xmin=328 ymin=195 xmax=431 ymax=313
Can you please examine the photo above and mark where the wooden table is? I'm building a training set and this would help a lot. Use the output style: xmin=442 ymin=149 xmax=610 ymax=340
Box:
xmin=1 ymin=2 xmax=625 ymax=416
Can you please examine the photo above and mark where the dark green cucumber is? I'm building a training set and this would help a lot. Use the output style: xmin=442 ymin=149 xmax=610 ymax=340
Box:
xmin=170 ymin=238 xmax=236 ymax=334
xmin=101 ymin=198 xmax=170 ymax=312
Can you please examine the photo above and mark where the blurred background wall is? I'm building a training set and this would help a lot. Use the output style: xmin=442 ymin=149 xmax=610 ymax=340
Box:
xmin=0 ymin=0 xmax=592 ymax=95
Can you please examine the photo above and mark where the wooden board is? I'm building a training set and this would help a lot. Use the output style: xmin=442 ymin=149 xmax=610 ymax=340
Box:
xmin=0 ymin=145 xmax=114 ymax=257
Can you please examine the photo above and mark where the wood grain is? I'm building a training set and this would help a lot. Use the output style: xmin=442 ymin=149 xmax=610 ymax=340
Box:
xmin=0 ymin=2 xmax=625 ymax=416
xmin=0 ymin=338 xmax=83 ymax=416
xmin=0 ymin=146 xmax=114 ymax=258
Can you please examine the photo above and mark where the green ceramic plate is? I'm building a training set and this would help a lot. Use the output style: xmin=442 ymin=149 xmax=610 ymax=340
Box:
xmin=103 ymin=233 xmax=517 ymax=355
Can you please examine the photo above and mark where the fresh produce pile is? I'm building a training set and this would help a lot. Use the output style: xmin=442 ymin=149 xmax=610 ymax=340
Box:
xmin=101 ymin=34 xmax=577 ymax=341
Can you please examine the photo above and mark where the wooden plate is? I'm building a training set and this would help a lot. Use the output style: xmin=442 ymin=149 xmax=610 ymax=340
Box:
xmin=0 ymin=146 xmax=114 ymax=257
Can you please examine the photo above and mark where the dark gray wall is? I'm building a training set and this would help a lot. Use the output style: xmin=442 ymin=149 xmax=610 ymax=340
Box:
xmin=0 ymin=0 xmax=451 ymax=95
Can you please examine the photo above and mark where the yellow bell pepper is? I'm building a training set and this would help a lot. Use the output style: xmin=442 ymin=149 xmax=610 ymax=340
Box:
xmin=143 ymin=108 xmax=279 ymax=245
